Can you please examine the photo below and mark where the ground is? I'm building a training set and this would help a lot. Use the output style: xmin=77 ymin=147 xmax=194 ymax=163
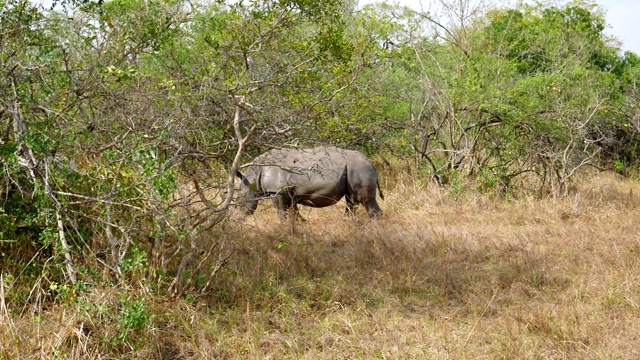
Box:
xmin=2 ymin=172 xmax=640 ymax=359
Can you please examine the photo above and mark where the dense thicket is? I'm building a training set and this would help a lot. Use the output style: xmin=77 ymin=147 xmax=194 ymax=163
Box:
xmin=1 ymin=0 xmax=639 ymax=323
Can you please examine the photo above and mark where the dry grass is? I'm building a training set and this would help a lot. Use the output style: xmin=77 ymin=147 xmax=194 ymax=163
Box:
xmin=3 ymin=171 xmax=640 ymax=359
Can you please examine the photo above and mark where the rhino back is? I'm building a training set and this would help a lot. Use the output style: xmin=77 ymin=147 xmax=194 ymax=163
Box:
xmin=253 ymin=147 xmax=346 ymax=198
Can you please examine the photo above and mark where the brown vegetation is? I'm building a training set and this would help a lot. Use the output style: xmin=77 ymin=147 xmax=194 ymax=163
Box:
xmin=2 ymin=172 xmax=640 ymax=359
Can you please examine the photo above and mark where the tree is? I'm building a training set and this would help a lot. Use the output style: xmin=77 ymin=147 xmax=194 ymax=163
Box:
xmin=2 ymin=0 xmax=363 ymax=296
xmin=382 ymin=0 xmax=640 ymax=195
xmin=1 ymin=0 xmax=81 ymax=282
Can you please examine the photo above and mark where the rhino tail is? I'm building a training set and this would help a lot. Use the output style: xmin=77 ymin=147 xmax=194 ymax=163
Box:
xmin=377 ymin=178 xmax=384 ymax=200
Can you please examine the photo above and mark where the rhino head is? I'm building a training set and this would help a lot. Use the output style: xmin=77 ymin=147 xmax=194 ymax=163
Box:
xmin=236 ymin=170 xmax=259 ymax=215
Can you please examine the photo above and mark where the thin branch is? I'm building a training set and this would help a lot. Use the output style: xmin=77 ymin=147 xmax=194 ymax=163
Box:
xmin=52 ymin=191 xmax=145 ymax=211
xmin=189 ymin=99 xmax=257 ymax=236
xmin=56 ymin=211 xmax=77 ymax=284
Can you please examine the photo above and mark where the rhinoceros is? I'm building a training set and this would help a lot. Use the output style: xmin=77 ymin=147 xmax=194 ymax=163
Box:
xmin=236 ymin=146 xmax=383 ymax=218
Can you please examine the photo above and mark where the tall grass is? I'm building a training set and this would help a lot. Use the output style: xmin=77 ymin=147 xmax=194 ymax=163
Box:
xmin=2 ymin=171 xmax=640 ymax=358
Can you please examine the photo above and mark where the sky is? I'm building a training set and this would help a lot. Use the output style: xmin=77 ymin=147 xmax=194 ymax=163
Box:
xmin=358 ymin=0 xmax=640 ymax=55
xmin=602 ymin=0 xmax=640 ymax=54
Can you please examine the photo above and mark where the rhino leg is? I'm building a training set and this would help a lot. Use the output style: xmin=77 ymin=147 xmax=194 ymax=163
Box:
xmin=345 ymin=195 xmax=356 ymax=216
xmin=271 ymin=194 xmax=301 ymax=232
xmin=346 ymin=187 xmax=382 ymax=218
xmin=272 ymin=193 xmax=292 ymax=220
xmin=351 ymin=189 xmax=382 ymax=218
xmin=271 ymin=187 xmax=306 ymax=222
xmin=364 ymin=199 xmax=383 ymax=218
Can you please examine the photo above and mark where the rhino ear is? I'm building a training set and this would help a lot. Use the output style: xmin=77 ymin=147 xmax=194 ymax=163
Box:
xmin=236 ymin=170 xmax=250 ymax=186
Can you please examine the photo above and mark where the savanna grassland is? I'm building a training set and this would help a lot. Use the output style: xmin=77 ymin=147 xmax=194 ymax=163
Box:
xmin=2 ymin=171 xmax=640 ymax=359
xmin=4 ymin=0 xmax=640 ymax=358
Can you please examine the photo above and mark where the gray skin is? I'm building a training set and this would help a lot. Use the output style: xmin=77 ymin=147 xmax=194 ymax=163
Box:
xmin=236 ymin=146 xmax=383 ymax=219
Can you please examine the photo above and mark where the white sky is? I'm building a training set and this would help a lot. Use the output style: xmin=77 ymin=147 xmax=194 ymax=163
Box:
xmin=602 ymin=0 xmax=640 ymax=54
xmin=359 ymin=0 xmax=640 ymax=55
